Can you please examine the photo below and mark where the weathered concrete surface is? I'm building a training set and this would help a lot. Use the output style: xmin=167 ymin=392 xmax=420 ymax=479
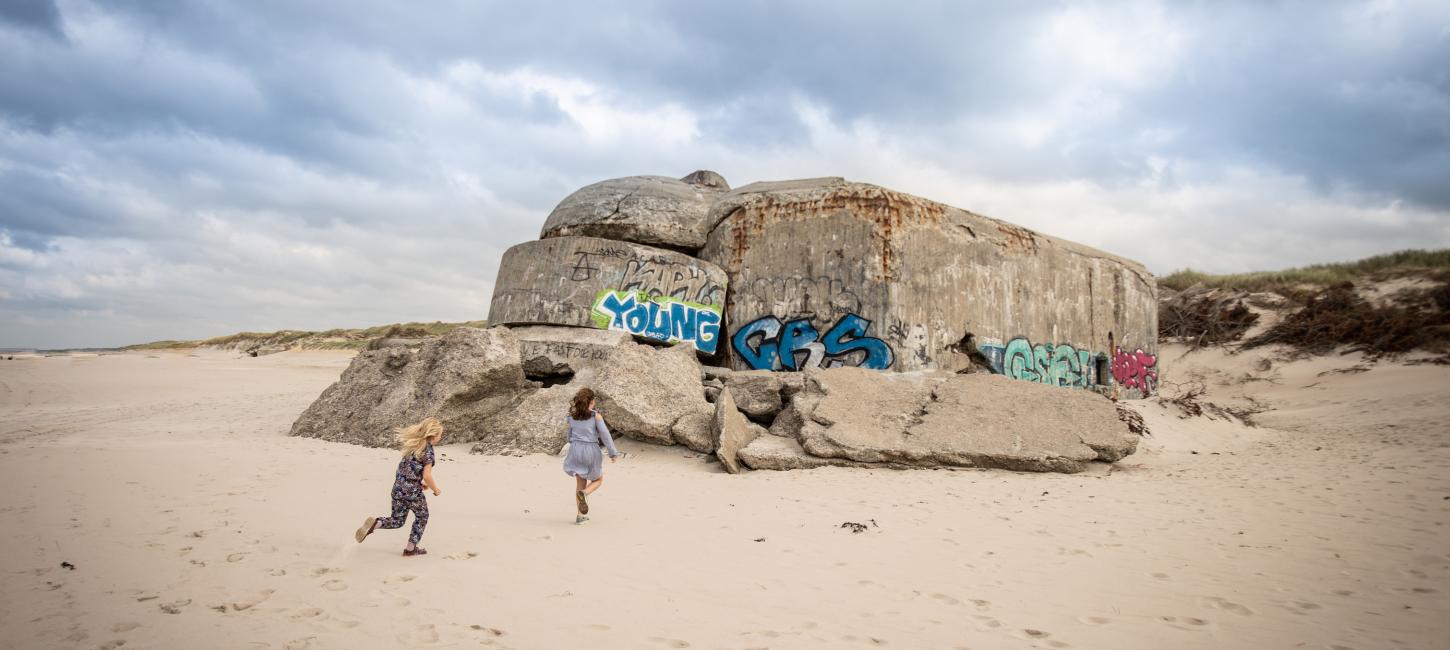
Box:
xmin=593 ymin=342 xmax=712 ymax=445
xmin=738 ymin=435 xmax=914 ymax=471
xmin=670 ymin=404 xmax=716 ymax=453
xmin=711 ymin=389 xmax=757 ymax=474
xmin=540 ymin=171 xmax=730 ymax=251
xmin=489 ymin=236 xmax=729 ymax=335
xmin=290 ymin=327 xmax=533 ymax=448
xmin=291 ymin=326 xmax=720 ymax=456
xmin=698 ymin=178 xmax=1157 ymax=383
xmin=789 ymin=367 xmax=1138 ymax=473
xmin=513 ymin=325 xmax=631 ymax=380
xmin=470 ymin=385 xmax=573 ymax=455
xmin=723 ymin=370 xmax=784 ymax=419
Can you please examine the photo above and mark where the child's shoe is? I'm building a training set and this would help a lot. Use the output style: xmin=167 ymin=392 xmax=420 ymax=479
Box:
xmin=355 ymin=517 xmax=377 ymax=543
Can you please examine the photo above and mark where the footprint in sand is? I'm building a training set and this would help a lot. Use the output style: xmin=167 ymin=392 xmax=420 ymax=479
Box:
xmin=384 ymin=574 xmax=417 ymax=585
xmin=930 ymin=593 xmax=961 ymax=606
xmin=226 ymin=553 xmax=247 ymax=563
xmin=445 ymin=551 xmax=480 ymax=561
xmin=270 ymin=569 xmax=287 ymax=577
xmin=1151 ymin=572 xmax=1171 ymax=580
xmin=1201 ymin=597 xmax=1254 ymax=616
xmin=1018 ymin=629 xmax=1051 ymax=639
xmin=290 ymin=608 xmax=323 ymax=621
xmin=111 ymin=622 xmax=141 ymax=633
xmin=1160 ymin=615 xmax=1211 ymax=630
xmin=1078 ymin=615 xmax=1112 ymax=625
xmin=159 ymin=599 xmax=191 ymax=615
xmin=588 ymin=624 xmax=611 ymax=632
xmin=973 ymin=615 xmax=1002 ymax=629
xmin=283 ymin=637 xmax=317 ymax=650
xmin=471 ymin=625 xmax=506 ymax=636
xmin=310 ymin=567 xmax=338 ymax=578
xmin=648 ymin=638 xmax=690 ymax=648
xmin=95 ymin=641 xmax=126 ymax=650
xmin=1283 ymin=601 xmax=1322 ymax=615
xmin=397 ymin=623 xmax=439 ymax=644
xmin=230 ymin=589 xmax=275 ymax=611
xmin=321 ymin=579 xmax=348 ymax=592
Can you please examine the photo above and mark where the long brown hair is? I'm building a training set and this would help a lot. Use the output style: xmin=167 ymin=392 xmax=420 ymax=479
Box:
xmin=570 ymin=388 xmax=595 ymax=421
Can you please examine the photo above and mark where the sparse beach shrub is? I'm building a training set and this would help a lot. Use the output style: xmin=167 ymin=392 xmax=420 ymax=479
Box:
xmin=1243 ymin=282 xmax=1450 ymax=357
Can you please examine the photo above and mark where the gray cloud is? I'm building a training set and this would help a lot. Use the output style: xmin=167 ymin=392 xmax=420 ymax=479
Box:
xmin=0 ymin=0 xmax=62 ymax=38
xmin=2 ymin=0 xmax=1449 ymax=348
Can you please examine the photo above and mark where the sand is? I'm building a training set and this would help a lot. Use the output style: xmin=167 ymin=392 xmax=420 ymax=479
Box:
xmin=0 ymin=346 xmax=1446 ymax=649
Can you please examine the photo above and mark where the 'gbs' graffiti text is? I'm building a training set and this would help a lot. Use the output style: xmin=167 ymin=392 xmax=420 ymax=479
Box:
xmin=731 ymin=313 xmax=894 ymax=371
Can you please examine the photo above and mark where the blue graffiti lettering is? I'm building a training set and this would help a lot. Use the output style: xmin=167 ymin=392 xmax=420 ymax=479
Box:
xmin=732 ymin=314 xmax=894 ymax=371
xmin=592 ymin=290 xmax=722 ymax=354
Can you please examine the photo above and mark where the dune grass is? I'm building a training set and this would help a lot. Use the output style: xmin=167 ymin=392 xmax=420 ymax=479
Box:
xmin=1159 ymin=249 xmax=1450 ymax=293
xmin=124 ymin=320 xmax=489 ymax=351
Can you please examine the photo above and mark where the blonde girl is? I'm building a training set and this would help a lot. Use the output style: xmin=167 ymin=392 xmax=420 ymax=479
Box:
xmin=355 ymin=417 xmax=443 ymax=556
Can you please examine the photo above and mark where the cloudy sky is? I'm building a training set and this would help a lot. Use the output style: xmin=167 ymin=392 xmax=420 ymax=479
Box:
xmin=2 ymin=1 xmax=1448 ymax=348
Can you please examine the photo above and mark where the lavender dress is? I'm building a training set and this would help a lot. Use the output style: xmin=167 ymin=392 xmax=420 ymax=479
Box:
xmin=561 ymin=410 xmax=619 ymax=481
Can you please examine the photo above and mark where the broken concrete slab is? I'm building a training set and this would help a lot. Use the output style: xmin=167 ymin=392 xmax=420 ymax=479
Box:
xmin=723 ymin=370 xmax=784 ymax=420
xmin=793 ymin=367 xmax=1138 ymax=473
xmin=711 ymin=388 xmax=758 ymax=474
xmin=594 ymin=341 xmax=712 ymax=445
xmin=669 ymin=403 xmax=715 ymax=454
xmin=289 ymin=327 xmax=532 ymax=448
xmin=469 ymin=385 xmax=573 ymax=455
xmin=738 ymin=435 xmax=915 ymax=471
xmin=539 ymin=172 xmax=730 ymax=251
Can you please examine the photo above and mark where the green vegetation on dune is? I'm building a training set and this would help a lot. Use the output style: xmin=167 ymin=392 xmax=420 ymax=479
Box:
xmin=123 ymin=320 xmax=489 ymax=351
xmin=1159 ymin=249 xmax=1450 ymax=293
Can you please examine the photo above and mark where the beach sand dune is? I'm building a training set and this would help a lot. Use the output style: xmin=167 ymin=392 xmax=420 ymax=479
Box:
xmin=0 ymin=347 xmax=1446 ymax=649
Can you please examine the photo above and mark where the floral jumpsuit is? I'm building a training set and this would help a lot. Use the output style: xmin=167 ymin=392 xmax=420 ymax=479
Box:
xmin=376 ymin=443 xmax=432 ymax=544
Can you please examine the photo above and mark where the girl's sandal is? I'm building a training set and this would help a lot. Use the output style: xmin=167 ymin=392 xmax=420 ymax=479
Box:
xmin=402 ymin=547 xmax=427 ymax=557
xmin=355 ymin=517 xmax=377 ymax=543
xmin=576 ymin=490 xmax=589 ymax=515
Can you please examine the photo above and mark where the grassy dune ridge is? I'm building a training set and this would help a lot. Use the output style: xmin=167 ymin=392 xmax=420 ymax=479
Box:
xmin=1159 ymin=249 xmax=1450 ymax=294
xmin=125 ymin=320 xmax=488 ymax=351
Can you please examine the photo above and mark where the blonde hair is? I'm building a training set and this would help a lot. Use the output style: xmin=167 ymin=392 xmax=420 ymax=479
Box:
xmin=397 ymin=417 xmax=443 ymax=459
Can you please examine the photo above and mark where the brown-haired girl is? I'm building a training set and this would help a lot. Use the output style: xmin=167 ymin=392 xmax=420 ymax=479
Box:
xmin=561 ymin=388 xmax=618 ymax=524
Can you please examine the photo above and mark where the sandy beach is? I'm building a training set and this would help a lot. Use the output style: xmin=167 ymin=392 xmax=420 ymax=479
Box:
xmin=1 ymin=347 xmax=1447 ymax=649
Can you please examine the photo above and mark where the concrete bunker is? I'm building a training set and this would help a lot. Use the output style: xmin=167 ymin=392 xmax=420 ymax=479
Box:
xmin=491 ymin=171 xmax=1158 ymax=397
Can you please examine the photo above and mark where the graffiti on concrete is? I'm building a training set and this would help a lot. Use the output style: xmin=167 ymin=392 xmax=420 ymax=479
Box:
xmin=520 ymin=340 xmax=613 ymax=363
xmin=979 ymin=338 xmax=1102 ymax=389
xmin=570 ymin=249 xmax=725 ymax=306
xmin=741 ymin=274 xmax=864 ymax=325
xmin=732 ymin=313 xmax=894 ymax=371
xmin=1112 ymin=348 xmax=1158 ymax=393
xmin=591 ymin=290 xmax=722 ymax=354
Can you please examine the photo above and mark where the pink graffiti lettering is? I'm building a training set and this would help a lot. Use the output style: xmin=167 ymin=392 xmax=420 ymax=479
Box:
xmin=1111 ymin=348 xmax=1158 ymax=393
